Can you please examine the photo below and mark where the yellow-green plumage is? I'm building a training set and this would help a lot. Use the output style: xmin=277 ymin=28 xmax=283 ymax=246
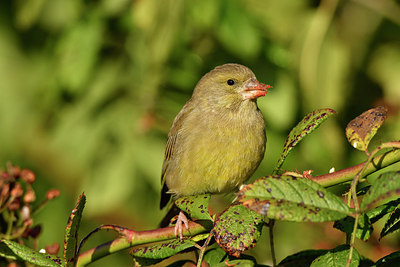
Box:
xmin=160 ymin=63 xmax=268 ymax=209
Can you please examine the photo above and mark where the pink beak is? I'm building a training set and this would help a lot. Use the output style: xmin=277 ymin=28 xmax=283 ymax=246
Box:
xmin=241 ymin=78 xmax=272 ymax=100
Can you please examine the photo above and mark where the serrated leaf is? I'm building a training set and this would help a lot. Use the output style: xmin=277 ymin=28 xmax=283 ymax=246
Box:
xmin=175 ymin=194 xmax=212 ymax=221
xmin=237 ymin=175 xmax=350 ymax=222
xmin=213 ymin=204 xmax=263 ymax=257
xmin=380 ymin=207 xmax=400 ymax=239
xmin=64 ymin=193 xmax=86 ymax=266
xmin=346 ymin=106 xmax=387 ymax=151
xmin=310 ymin=245 xmax=360 ymax=267
xmin=366 ymin=199 xmax=400 ymax=223
xmin=278 ymin=249 xmax=327 ymax=267
xmin=333 ymin=214 xmax=373 ymax=241
xmin=0 ymin=239 xmax=61 ymax=266
xmin=274 ymin=108 xmax=336 ymax=172
xmin=130 ymin=239 xmax=196 ymax=266
xmin=361 ymin=171 xmax=400 ymax=211
xmin=375 ymin=251 xmax=400 ymax=266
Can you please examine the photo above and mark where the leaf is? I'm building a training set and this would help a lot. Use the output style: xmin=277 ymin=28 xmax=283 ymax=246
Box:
xmin=360 ymin=171 xmax=400 ymax=211
xmin=64 ymin=193 xmax=86 ymax=266
xmin=333 ymin=214 xmax=373 ymax=241
xmin=375 ymin=251 xmax=400 ymax=266
xmin=366 ymin=199 xmax=400 ymax=224
xmin=175 ymin=194 xmax=212 ymax=221
xmin=214 ymin=259 xmax=257 ymax=266
xmin=213 ymin=204 xmax=264 ymax=257
xmin=380 ymin=206 xmax=400 ymax=239
xmin=278 ymin=249 xmax=328 ymax=267
xmin=204 ymin=247 xmax=228 ymax=266
xmin=204 ymin=247 xmax=266 ymax=267
xmin=130 ymin=239 xmax=196 ymax=266
xmin=275 ymin=108 xmax=336 ymax=171
xmin=346 ymin=106 xmax=387 ymax=151
xmin=310 ymin=245 xmax=361 ymax=267
xmin=237 ymin=175 xmax=350 ymax=222
xmin=0 ymin=239 xmax=61 ymax=266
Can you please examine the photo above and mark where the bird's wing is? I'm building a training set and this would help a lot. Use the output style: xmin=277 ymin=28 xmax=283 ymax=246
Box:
xmin=160 ymin=99 xmax=195 ymax=209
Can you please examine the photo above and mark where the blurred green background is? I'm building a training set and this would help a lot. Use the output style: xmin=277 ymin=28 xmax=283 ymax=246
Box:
xmin=1 ymin=0 xmax=400 ymax=265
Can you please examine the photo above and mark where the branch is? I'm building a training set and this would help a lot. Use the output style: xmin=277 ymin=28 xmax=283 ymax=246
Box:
xmin=312 ymin=145 xmax=400 ymax=187
xmin=76 ymin=220 xmax=212 ymax=267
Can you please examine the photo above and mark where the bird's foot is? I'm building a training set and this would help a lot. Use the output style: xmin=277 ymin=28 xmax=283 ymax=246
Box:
xmin=174 ymin=211 xmax=189 ymax=240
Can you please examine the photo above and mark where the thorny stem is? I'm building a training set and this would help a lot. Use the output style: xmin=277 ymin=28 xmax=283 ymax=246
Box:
xmin=196 ymin=232 xmax=214 ymax=267
xmin=268 ymin=219 xmax=277 ymax=266
xmin=345 ymin=142 xmax=400 ymax=267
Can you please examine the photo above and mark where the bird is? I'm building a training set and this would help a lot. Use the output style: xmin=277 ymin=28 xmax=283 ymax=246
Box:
xmin=160 ymin=63 xmax=271 ymax=238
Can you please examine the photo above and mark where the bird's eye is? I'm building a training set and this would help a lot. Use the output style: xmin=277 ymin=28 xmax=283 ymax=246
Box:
xmin=227 ymin=79 xmax=235 ymax=86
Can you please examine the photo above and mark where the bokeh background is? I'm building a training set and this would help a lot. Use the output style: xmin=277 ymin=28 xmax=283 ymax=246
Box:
xmin=1 ymin=0 xmax=400 ymax=265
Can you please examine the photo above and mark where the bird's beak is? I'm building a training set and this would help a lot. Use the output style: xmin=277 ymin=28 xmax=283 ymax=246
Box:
xmin=241 ymin=78 xmax=272 ymax=100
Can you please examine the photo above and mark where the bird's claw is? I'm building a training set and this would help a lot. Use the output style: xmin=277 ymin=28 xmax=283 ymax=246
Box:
xmin=174 ymin=211 xmax=189 ymax=240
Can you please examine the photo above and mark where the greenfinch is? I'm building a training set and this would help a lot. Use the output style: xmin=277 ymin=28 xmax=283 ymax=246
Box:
xmin=160 ymin=63 xmax=270 ymax=237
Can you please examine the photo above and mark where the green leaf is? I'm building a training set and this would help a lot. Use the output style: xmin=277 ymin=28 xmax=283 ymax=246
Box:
xmin=278 ymin=249 xmax=328 ymax=267
xmin=213 ymin=204 xmax=264 ymax=257
xmin=0 ymin=239 xmax=61 ymax=266
xmin=361 ymin=171 xmax=400 ymax=211
xmin=310 ymin=245 xmax=361 ymax=267
xmin=380 ymin=206 xmax=400 ymax=239
xmin=175 ymin=194 xmax=212 ymax=221
xmin=333 ymin=214 xmax=373 ymax=241
xmin=130 ymin=239 xmax=196 ymax=266
xmin=366 ymin=199 xmax=400 ymax=223
xmin=345 ymin=106 xmax=387 ymax=151
xmin=204 ymin=247 xmax=268 ymax=267
xmin=214 ymin=259 xmax=257 ymax=266
xmin=204 ymin=247 xmax=228 ymax=266
xmin=64 ymin=193 xmax=86 ymax=266
xmin=375 ymin=251 xmax=400 ymax=266
xmin=275 ymin=108 xmax=336 ymax=172
xmin=237 ymin=175 xmax=350 ymax=222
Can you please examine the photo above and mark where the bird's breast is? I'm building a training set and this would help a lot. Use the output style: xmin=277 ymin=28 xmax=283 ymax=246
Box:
xmin=166 ymin=102 xmax=266 ymax=197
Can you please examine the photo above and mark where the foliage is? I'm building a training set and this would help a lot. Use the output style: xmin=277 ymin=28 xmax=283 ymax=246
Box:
xmin=0 ymin=164 xmax=60 ymax=266
xmin=1 ymin=0 xmax=400 ymax=266
xmin=3 ymin=106 xmax=400 ymax=266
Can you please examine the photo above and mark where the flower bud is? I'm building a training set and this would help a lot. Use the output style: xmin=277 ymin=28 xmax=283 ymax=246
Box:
xmin=20 ymin=169 xmax=35 ymax=184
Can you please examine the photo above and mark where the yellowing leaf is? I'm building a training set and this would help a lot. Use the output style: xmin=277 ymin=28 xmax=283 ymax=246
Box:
xmin=346 ymin=106 xmax=387 ymax=151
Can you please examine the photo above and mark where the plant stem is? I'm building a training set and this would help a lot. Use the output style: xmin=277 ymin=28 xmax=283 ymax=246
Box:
xmin=196 ymin=232 xmax=213 ymax=267
xmin=76 ymin=220 xmax=212 ymax=266
xmin=268 ymin=219 xmax=277 ymax=266
xmin=345 ymin=142 xmax=400 ymax=267
xmin=312 ymin=145 xmax=400 ymax=187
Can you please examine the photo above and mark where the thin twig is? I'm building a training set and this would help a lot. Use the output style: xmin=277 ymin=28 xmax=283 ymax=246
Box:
xmin=196 ymin=232 xmax=214 ymax=267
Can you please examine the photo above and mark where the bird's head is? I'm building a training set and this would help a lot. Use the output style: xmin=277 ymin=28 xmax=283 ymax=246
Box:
xmin=193 ymin=64 xmax=271 ymax=109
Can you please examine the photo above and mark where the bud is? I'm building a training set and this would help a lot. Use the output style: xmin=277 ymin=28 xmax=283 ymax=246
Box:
xmin=28 ymin=225 xmax=41 ymax=238
xmin=23 ymin=188 xmax=36 ymax=203
xmin=21 ymin=205 xmax=31 ymax=221
xmin=1 ymin=171 xmax=10 ymax=180
xmin=45 ymin=243 xmax=60 ymax=255
xmin=1 ymin=183 xmax=10 ymax=199
xmin=9 ymin=198 xmax=20 ymax=211
xmin=20 ymin=169 xmax=35 ymax=184
xmin=8 ymin=164 xmax=20 ymax=178
xmin=10 ymin=183 xmax=23 ymax=198
xmin=46 ymin=189 xmax=60 ymax=200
